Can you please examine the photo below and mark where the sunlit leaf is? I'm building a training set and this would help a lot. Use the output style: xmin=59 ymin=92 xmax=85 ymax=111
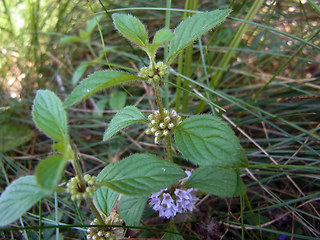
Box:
xmin=32 ymin=90 xmax=68 ymax=142
xmin=167 ymin=9 xmax=231 ymax=64
xmin=112 ymin=13 xmax=148 ymax=47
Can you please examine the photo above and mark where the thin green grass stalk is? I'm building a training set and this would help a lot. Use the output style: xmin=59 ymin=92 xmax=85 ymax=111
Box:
xmin=211 ymin=0 xmax=264 ymax=89
xmin=197 ymin=0 xmax=237 ymax=109
xmin=0 ymin=156 xmax=9 ymax=184
xmin=19 ymin=218 xmax=29 ymax=240
xmin=174 ymin=0 xmax=198 ymax=113
xmin=198 ymin=38 xmax=216 ymax=114
xmin=181 ymin=0 xmax=198 ymax=114
xmin=1 ymin=0 xmax=15 ymax=37
xmin=240 ymin=195 xmax=244 ymax=240
xmin=246 ymin=171 xmax=320 ymax=236
xmin=54 ymin=0 xmax=69 ymax=32
xmin=248 ymin=164 xmax=320 ymax=171
xmin=98 ymin=7 xmax=320 ymax=51
xmin=163 ymin=0 xmax=171 ymax=109
xmin=171 ymin=71 xmax=320 ymax=153
xmin=168 ymin=80 xmax=225 ymax=112
xmin=54 ymin=192 xmax=59 ymax=240
xmin=87 ymin=1 xmax=112 ymax=69
xmin=194 ymin=1 xmax=263 ymax=113
xmin=228 ymin=16 xmax=320 ymax=50
xmin=307 ymin=0 xmax=320 ymax=13
xmin=253 ymin=28 xmax=320 ymax=100
xmin=174 ymin=53 xmax=184 ymax=112
xmin=39 ymin=200 xmax=42 ymax=240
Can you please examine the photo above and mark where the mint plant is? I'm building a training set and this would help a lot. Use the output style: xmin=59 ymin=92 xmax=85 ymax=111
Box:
xmin=0 ymin=9 xmax=249 ymax=239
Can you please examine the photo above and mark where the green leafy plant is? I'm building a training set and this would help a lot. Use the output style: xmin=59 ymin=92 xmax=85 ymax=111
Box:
xmin=0 ymin=9 xmax=249 ymax=239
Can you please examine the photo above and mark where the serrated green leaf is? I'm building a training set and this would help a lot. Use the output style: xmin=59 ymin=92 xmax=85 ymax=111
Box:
xmin=112 ymin=13 xmax=148 ymax=47
xmin=174 ymin=115 xmax=248 ymax=168
xmin=35 ymin=155 xmax=67 ymax=191
xmin=167 ymin=9 xmax=231 ymax=64
xmin=103 ymin=106 xmax=147 ymax=141
xmin=0 ymin=176 xmax=49 ymax=226
xmin=118 ymin=195 xmax=148 ymax=226
xmin=109 ymin=91 xmax=126 ymax=110
xmin=63 ymin=70 xmax=143 ymax=107
xmin=0 ymin=123 xmax=33 ymax=152
xmin=94 ymin=186 xmax=119 ymax=216
xmin=186 ymin=166 xmax=239 ymax=197
xmin=72 ymin=62 xmax=88 ymax=86
xmin=59 ymin=35 xmax=82 ymax=44
xmin=32 ymin=90 xmax=68 ymax=142
xmin=153 ymin=28 xmax=174 ymax=46
xmin=99 ymin=153 xmax=185 ymax=195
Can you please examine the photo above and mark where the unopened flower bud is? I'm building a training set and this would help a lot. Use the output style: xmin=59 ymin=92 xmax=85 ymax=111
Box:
xmin=170 ymin=110 xmax=177 ymax=117
xmin=164 ymin=116 xmax=170 ymax=122
xmin=148 ymin=114 xmax=154 ymax=121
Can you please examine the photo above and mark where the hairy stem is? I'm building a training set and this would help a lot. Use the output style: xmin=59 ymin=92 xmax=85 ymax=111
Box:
xmin=153 ymin=80 xmax=164 ymax=116
xmin=88 ymin=198 xmax=105 ymax=225
xmin=69 ymin=145 xmax=86 ymax=190
xmin=165 ymin=136 xmax=173 ymax=163
xmin=153 ymin=79 xmax=174 ymax=163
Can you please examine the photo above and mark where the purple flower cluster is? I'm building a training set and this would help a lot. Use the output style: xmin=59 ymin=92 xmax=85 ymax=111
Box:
xmin=149 ymin=171 xmax=198 ymax=219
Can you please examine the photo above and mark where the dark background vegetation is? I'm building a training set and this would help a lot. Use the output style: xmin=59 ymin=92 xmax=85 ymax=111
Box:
xmin=1 ymin=0 xmax=319 ymax=239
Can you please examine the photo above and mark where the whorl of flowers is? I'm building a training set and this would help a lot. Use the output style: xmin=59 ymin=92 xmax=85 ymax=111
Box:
xmin=149 ymin=170 xmax=198 ymax=219
xmin=139 ymin=61 xmax=169 ymax=83
xmin=145 ymin=109 xmax=182 ymax=144
xmin=66 ymin=174 xmax=98 ymax=201
xmin=87 ymin=214 xmax=124 ymax=240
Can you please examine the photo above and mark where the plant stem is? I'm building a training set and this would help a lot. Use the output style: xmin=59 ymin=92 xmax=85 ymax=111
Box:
xmin=153 ymin=80 xmax=164 ymax=116
xmin=153 ymin=79 xmax=174 ymax=163
xmin=72 ymin=158 xmax=86 ymax=190
xmin=165 ymin=136 xmax=173 ymax=162
xmin=88 ymin=198 xmax=105 ymax=225
xmin=68 ymin=144 xmax=86 ymax=192
xmin=163 ymin=0 xmax=172 ymax=108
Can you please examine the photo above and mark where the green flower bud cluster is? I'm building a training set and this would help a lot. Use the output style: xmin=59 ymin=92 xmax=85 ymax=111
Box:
xmin=66 ymin=174 xmax=98 ymax=201
xmin=139 ymin=61 xmax=169 ymax=83
xmin=87 ymin=214 xmax=124 ymax=240
xmin=146 ymin=109 xmax=182 ymax=144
